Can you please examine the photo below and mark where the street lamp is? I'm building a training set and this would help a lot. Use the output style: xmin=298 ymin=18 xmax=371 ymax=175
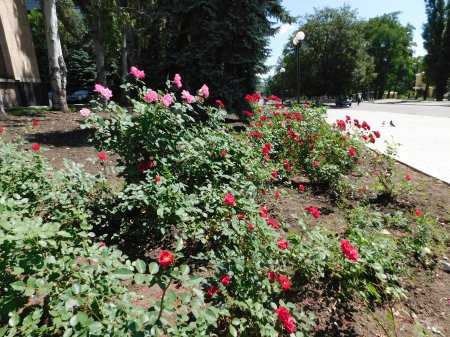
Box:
xmin=293 ymin=31 xmax=305 ymax=104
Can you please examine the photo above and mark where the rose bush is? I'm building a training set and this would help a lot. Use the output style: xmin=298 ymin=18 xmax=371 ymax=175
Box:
xmin=1 ymin=69 xmax=439 ymax=337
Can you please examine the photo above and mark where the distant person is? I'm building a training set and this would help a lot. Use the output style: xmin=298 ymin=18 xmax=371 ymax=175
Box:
xmin=357 ymin=93 xmax=362 ymax=106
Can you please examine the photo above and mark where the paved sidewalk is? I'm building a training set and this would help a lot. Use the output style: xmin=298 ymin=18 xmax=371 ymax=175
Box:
xmin=327 ymin=107 xmax=450 ymax=184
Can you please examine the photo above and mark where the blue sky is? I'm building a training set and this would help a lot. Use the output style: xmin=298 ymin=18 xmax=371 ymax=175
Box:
xmin=266 ymin=0 xmax=427 ymax=73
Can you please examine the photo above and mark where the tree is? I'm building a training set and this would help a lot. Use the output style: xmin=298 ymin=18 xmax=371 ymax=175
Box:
xmin=364 ymin=13 xmax=416 ymax=98
xmin=76 ymin=0 xmax=123 ymax=85
xmin=128 ymin=0 xmax=292 ymax=109
xmin=268 ymin=6 xmax=374 ymax=98
xmin=43 ymin=0 xmax=69 ymax=112
xmin=423 ymin=0 xmax=448 ymax=100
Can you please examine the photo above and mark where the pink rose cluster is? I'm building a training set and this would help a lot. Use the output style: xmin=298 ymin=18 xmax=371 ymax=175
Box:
xmin=94 ymin=84 xmax=113 ymax=101
xmin=130 ymin=66 xmax=145 ymax=79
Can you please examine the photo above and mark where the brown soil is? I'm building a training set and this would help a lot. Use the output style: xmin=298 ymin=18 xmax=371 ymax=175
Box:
xmin=1 ymin=111 xmax=449 ymax=337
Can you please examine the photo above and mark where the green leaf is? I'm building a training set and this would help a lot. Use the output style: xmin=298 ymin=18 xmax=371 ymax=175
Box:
xmin=113 ymin=268 xmax=134 ymax=279
xmin=134 ymin=259 xmax=147 ymax=274
xmin=89 ymin=322 xmax=103 ymax=335
xmin=229 ymin=325 xmax=238 ymax=337
xmin=148 ymin=262 xmax=159 ymax=275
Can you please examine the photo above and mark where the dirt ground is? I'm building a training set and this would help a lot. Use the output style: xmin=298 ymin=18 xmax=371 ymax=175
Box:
xmin=1 ymin=111 xmax=449 ymax=337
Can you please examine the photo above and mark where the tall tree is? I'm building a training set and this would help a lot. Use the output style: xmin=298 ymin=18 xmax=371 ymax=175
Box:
xmin=76 ymin=0 xmax=123 ymax=85
xmin=129 ymin=0 xmax=292 ymax=109
xmin=268 ymin=7 xmax=374 ymax=98
xmin=364 ymin=13 xmax=415 ymax=98
xmin=423 ymin=0 xmax=448 ymax=100
xmin=43 ymin=0 xmax=69 ymax=112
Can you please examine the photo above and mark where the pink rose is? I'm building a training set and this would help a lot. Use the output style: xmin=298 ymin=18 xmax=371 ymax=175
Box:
xmin=79 ymin=108 xmax=91 ymax=117
xmin=161 ymin=94 xmax=174 ymax=107
xmin=129 ymin=66 xmax=145 ymax=79
xmin=144 ymin=89 xmax=159 ymax=103
xmin=181 ymin=90 xmax=195 ymax=104
xmin=199 ymin=84 xmax=209 ymax=98
xmin=173 ymin=74 xmax=182 ymax=89
xmin=94 ymin=84 xmax=113 ymax=101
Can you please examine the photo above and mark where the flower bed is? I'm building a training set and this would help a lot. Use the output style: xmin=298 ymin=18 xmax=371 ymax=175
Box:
xmin=0 ymin=68 xmax=447 ymax=337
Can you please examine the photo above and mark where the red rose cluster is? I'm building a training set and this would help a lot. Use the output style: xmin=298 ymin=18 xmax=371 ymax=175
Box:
xmin=340 ymin=239 xmax=359 ymax=262
xmin=245 ymin=92 xmax=261 ymax=104
xmin=275 ymin=306 xmax=297 ymax=333
xmin=138 ymin=159 xmax=157 ymax=173
xmin=224 ymin=192 xmax=236 ymax=207
xmin=268 ymin=272 xmax=292 ymax=291
xmin=305 ymin=206 xmax=321 ymax=219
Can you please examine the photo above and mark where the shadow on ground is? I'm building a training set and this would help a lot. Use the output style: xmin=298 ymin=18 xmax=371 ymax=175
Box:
xmin=26 ymin=128 xmax=93 ymax=147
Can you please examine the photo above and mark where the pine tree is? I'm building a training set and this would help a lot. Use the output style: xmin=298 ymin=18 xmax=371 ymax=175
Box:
xmin=423 ymin=0 xmax=448 ymax=100
xmin=130 ymin=0 xmax=292 ymax=109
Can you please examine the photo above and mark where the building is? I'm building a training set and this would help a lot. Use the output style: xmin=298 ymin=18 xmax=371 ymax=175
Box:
xmin=413 ymin=72 xmax=434 ymax=98
xmin=0 ymin=0 xmax=42 ymax=108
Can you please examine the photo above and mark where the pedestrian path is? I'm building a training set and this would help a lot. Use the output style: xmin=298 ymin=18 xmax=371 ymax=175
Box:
xmin=327 ymin=108 xmax=450 ymax=184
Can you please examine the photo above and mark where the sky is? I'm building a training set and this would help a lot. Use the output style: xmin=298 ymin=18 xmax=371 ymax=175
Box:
xmin=265 ymin=0 xmax=427 ymax=75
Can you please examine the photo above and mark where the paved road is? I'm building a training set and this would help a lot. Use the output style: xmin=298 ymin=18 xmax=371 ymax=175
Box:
xmin=335 ymin=101 xmax=450 ymax=118
xmin=326 ymin=102 xmax=450 ymax=184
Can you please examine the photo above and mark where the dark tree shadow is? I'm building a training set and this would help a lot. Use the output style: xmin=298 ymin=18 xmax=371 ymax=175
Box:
xmin=25 ymin=128 xmax=94 ymax=147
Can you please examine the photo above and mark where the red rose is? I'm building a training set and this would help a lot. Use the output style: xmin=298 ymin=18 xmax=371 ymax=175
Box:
xmin=154 ymin=175 xmax=161 ymax=184
xmin=362 ymin=121 xmax=371 ymax=130
xmin=267 ymin=271 xmax=277 ymax=282
xmin=340 ymin=239 xmax=359 ymax=262
xmin=248 ymin=130 xmax=263 ymax=138
xmin=404 ymin=174 xmax=412 ymax=181
xmin=223 ymin=192 xmax=236 ymax=207
xmin=220 ymin=149 xmax=228 ymax=158
xmin=336 ymin=119 xmax=346 ymax=131
xmin=415 ymin=209 xmax=423 ymax=217
xmin=305 ymin=206 xmax=321 ymax=219
xmin=219 ymin=275 xmax=231 ymax=286
xmin=373 ymin=130 xmax=381 ymax=138
xmin=274 ymin=190 xmax=281 ymax=200
xmin=261 ymin=143 xmax=272 ymax=157
xmin=215 ymin=99 xmax=225 ymax=108
xmin=298 ymin=184 xmax=305 ymax=192
xmin=283 ymin=159 xmax=293 ymax=172
xmin=277 ymin=239 xmax=288 ymax=250
xmin=348 ymin=146 xmax=357 ymax=158
xmin=97 ymin=151 xmax=108 ymax=161
xmin=259 ymin=205 xmax=269 ymax=219
xmin=158 ymin=250 xmax=175 ymax=267
xmin=277 ymin=274 xmax=291 ymax=291
xmin=247 ymin=222 xmax=255 ymax=232
xmin=271 ymin=170 xmax=279 ymax=180
xmin=31 ymin=143 xmax=40 ymax=152
xmin=32 ymin=119 xmax=40 ymax=128
xmin=207 ymin=285 xmax=219 ymax=297
xmin=266 ymin=217 xmax=280 ymax=229
xmin=275 ymin=306 xmax=297 ymax=333
xmin=243 ymin=110 xmax=254 ymax=118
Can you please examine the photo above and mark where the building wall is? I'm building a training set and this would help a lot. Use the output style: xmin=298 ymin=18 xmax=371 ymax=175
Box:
xmin=0 ymin=0 xmax=42 ymax=107
xmin=0 ymin=0 xmax=40 ymax=82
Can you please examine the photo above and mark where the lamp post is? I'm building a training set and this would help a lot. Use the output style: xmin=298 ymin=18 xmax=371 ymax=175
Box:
xmin=293 ymin=31 xmax=305 ymax=104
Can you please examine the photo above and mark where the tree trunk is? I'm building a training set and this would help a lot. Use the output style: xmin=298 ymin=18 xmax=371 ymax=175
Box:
xmin=93 ymin=20 xmax=106 ymax=84
xmin=43 ymin=0 xmax=69 ymax=112
xmin=121 ymin=27 xmax=128 ymax=80
xmin=0 ymin=91 xmax=6 ymax=118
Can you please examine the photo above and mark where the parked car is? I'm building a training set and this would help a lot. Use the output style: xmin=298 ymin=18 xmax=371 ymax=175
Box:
xmin=67 ymin=89 xmax=91 ymax=104
xmin=335 ymin=96 xmax=352 ymax=108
